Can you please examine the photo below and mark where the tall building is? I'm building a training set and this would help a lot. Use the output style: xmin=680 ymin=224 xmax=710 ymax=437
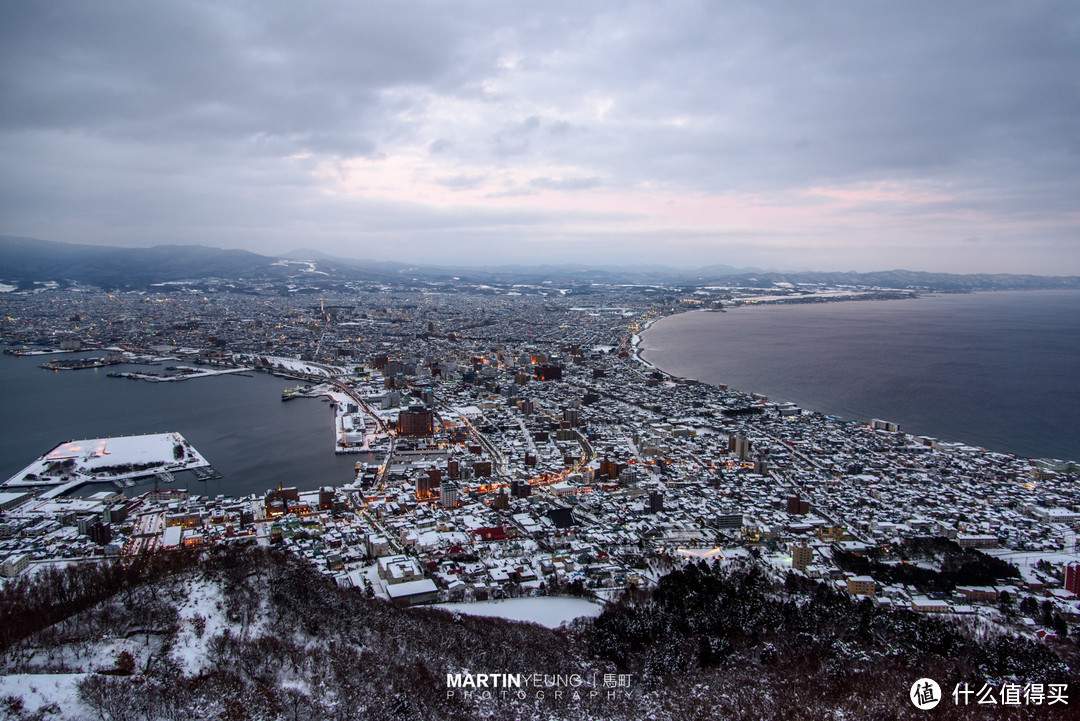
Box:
xmin=649 ymin=490 xmax=664 ymax=513
xmin=792 ymin=544 xmax=813 ymax=572
xmin=89 ymin=522 xmax=112 ymax=546
xmin=398 ymin=406 xmax=435 ymax=437
xmin=416 ymin=475 xmax=432 ymax=500
xmin=729 ymin=435 xmax=752 ymax=460
xmin=533 ymin=363 xmax=563 ymax=381
xmin=787 ymin=496 xmax=810 ymax=515
xmin=440 ymin=481 xmax=459 ymax=508
xmin=1066 ymin=563 xmax=1080 ymax=596
xmin=716 ymin=513 xmax=743 ymax=529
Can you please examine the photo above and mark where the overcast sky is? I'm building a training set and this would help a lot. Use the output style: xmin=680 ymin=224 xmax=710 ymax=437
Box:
xmin=2 ymin=1 xmax=1078 ymax=273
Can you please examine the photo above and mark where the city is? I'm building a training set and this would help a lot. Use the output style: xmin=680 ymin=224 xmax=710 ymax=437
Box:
xmin=3 ymin=279 xmax=1078 ymax=637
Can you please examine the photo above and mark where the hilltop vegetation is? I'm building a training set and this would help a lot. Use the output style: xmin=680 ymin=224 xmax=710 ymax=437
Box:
xmin=0 ymin=546 xmax=1076 ymax=720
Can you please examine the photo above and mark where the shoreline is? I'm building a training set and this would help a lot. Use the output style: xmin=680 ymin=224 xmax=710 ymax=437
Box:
xmin=634 ymin=299 xmax=1078 ymax=466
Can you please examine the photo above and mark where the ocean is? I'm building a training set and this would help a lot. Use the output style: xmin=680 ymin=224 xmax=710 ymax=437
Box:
xmin=0 ymin=354 xmax=362 ymax=497
xmin=639 ymin=290 xmax=1080 ymax=462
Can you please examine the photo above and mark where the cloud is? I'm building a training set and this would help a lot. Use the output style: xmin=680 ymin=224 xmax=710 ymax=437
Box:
xmin=0 ymin=0 xmax=1078 ymax=273
xmin=529 ymin=176 xmax=602 ymax=191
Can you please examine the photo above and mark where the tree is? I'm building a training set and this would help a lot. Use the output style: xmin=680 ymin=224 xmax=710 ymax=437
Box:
xmin=997 ymin=590 xmax=1015 ymax=618
xmin=115 ymin=650 xmax=135 ymax=675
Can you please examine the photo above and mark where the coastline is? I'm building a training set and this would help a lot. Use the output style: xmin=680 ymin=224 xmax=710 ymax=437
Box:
xmin=634 ymin=297 xmax=1079 ymax=465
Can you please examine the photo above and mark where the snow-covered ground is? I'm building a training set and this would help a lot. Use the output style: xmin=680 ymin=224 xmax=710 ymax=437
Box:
xmin=0 ymin=673 xmax=89 ymax=717
xmin=117 ymin=366 xmax=251 ymax=382
xmin=433 ymin=597 xmax=604 ymax=628
xmin=3 ymin=432 xmax=210 ymax=487
xmin=247 ymin=354 xmax=345 ymax=377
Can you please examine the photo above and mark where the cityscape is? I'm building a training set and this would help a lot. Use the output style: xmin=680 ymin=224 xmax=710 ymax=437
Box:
xmin=1 ymin=268 xmax=1078 ymax=718
xmin=3 ymin=0 xmax=1080 ymax=717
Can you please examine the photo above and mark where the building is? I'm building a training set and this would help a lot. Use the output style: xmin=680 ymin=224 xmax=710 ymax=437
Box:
xmin=787 ymin=496 xmax=810 ymax=516
xmin=1066 ymin=563 xmax=1080 ymax=597
xmin=510 ymin=479 xmax=532 ymax=498
xmin=649 ymin=490 xmax=664 ymax=514
xmin=378 ymin=555 xmax=424 ymax=584
xmin=88 ymin=522 xmax=112 ymax=546
xmin=956 ymin=534 xmax=998 ymax=549
xmin=2 ymin=554 xmax=30 ymax=578
xmin=398 ymin=407 xmax=435 ymax=437
xmin=416 ymin=475 xmax=433 ymax=500
xmin=598 ymin=458 xmax=624 ymax=480
xmin=956 ymin=586 xmax=999 ymax=603
xmin=533 ymin=364 xmax=563 ymax=381
xmin=792 ymin=545 xmax=813 ymax=572
xmin=847 ymin=575 xmax=875 ymax=597
xmin=385 ymin=579 xmax=439 ymax=606
xmin=161 ymin=525 xmax=183 ymax=549
xmin=265 ymin=486 xmax=301 ymax=515
xmin=729 ymin=435 xmax=752 ymax=460
xmin=716 ymin=513 xmax=743 ymax=530
xmin=910 ymin=597 xmax=950 ymax=614
xmin=440 ymin=481 xmax=459 ymax=508
xmin=0 ymin=492 xmax=31 ymax=513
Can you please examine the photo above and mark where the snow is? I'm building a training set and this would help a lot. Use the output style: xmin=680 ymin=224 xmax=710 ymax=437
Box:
xmin=3 ymin=432 xmax=211 ymax=487
xmin=170 ymin=579 xmax=237 ymax=676
xmin=0 ymin=673 xmax=89 ymax=717
xmin=249 ymin=354 xmax=344 ymax=377
xmin=433 ymin=597 xmax=604 ymax=628
xmin=118 ymin=365 xmax=251 ymax=382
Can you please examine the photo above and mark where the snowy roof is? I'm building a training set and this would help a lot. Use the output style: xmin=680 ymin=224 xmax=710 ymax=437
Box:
xmin=385 ymin=579 xmax=438 ymax=599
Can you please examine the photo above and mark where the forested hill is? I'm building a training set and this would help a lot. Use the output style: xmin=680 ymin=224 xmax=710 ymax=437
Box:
xmin=0 ymin=545 xmax=1076 ymax=720
xmin=3 ymin=235 xmax=1080 ymax=292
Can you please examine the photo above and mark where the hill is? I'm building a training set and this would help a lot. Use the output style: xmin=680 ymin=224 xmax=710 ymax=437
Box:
xmin=0 ymin=545 xmax=1075 ymax=720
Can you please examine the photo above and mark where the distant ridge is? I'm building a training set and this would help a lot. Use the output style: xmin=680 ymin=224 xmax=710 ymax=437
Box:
xmin=2 ymin=235 xmax=1079 ymax=292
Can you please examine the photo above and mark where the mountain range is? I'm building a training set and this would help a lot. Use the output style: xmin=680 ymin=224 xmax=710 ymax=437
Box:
xmin=2 ymin=235 xmax=1079 ymax=292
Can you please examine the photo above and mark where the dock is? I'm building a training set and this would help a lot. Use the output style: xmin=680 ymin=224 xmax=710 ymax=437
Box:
xmin=192 ymin=465 xmax=223 ymax=481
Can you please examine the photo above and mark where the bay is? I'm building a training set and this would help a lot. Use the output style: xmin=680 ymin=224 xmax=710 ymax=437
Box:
xmin=639 ymin=290 xmax=1080 ymax=462
xmin=0 ymin=353 xmax=361 ymax=497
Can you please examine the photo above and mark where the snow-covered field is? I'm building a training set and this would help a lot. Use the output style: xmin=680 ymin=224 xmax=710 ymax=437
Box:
xmin=3 ymin=432 xmax=210 ymax=487
xmin=433 ymin=597 xmax=604 ymax=628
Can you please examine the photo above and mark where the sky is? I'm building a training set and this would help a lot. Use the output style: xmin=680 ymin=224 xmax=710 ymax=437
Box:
xmin=1 ymin=1 xmax=1078 ymax=274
